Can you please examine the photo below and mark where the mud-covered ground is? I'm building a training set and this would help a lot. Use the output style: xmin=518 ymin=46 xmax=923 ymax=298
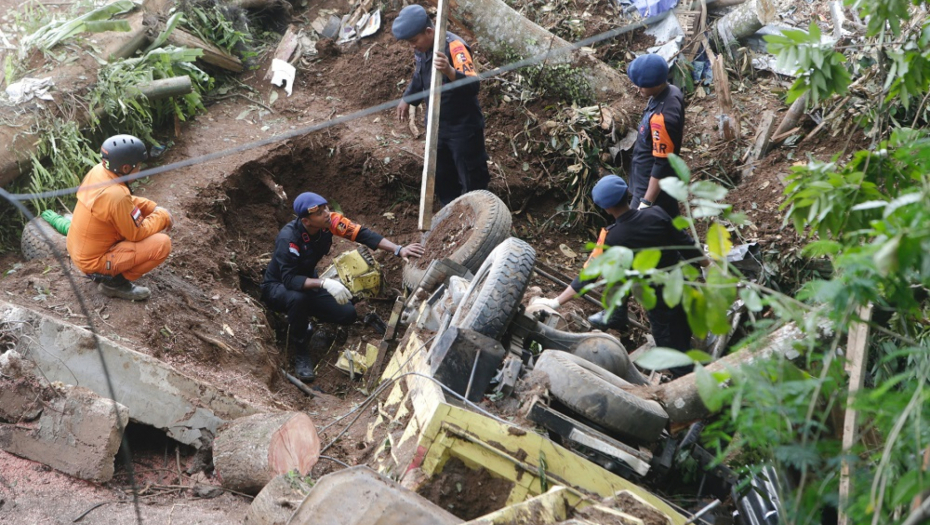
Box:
xmin=0 ymin=0 xmax=864 ymax=521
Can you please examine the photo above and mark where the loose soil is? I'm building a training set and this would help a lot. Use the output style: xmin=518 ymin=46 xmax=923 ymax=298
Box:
xmin=416 ymin=457 xmax=513 ymax=520
xmin=410 ymin=199 xmax=477 ymax=269
xmin=0 ymin=0 xmax=867 ymax=522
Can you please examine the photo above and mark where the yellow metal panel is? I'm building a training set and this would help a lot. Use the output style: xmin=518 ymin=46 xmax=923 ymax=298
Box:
xmin=463 ymin=487 xmax=576 ymax=525
xmin=418 ymin=404 xmax=687 ymax=524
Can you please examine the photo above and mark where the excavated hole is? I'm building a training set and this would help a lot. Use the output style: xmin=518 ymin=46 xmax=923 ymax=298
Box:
xmin=113 ymin=422 xmax=205 ymax=486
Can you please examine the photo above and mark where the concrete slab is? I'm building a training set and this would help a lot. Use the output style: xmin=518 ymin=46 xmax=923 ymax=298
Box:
xmin=0 ymin=383 xmax=128 ymax=483
xmin=0 ymin=301 xmax=259 ymax=447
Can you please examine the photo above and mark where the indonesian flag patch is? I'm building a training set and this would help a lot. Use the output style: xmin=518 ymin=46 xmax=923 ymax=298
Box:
xmin=130 ymin=207 xmax=143 ymax=227
xmin=288 ymin=243 xmax=300 ymax=257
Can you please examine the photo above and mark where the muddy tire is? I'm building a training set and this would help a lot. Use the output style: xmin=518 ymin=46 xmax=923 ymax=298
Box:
xmin=403 ymin=190 xmax=512 ymax=291
xmin=535 ymin=350 xmax=668 ymax=443
xmin=21 ymin=217 xmax=68 ymax=261
xmin=450 ymin=237 xmax=535 ymax=341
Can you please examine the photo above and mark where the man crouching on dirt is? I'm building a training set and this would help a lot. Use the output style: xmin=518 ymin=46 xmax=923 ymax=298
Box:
xmin=392 ymin=4 xmax=491 ymax=206
xmin=261 ymin=192 xmax=425 ymax=382
xmin=67 ymin=135 xmax=174 ymax=301
xmin=532 ymin=175 xmax=708 ymax=378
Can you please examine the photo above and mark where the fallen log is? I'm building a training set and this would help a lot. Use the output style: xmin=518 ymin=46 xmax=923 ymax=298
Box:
xmin=163 ymin=27 xmax=244 ymax=72
xmin=711 ymin=0 xmax=775 ymax=53
xmin=213 ymin=411 xmax=321 ymax=494
xmin=244 ymin=472 xmax=313 ymax=525
xmin=652 ymin=321 xmax=826 ymax=424
xmin=263 ymin=25 xmax=301 ymax=80
xmin=428 ymin=0 xmax=631 ymax=99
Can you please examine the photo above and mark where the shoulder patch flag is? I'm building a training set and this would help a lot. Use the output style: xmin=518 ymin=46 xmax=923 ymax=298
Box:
xmin=288 ymin=243 xmax=300 ymax=257
xmin=130 ymin=207 xmax=143 ymax=227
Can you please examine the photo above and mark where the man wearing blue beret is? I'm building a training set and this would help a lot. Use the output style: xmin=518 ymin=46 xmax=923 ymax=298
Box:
xmin=532 ymin=175 xmax=708 ymax=378
xmin=626 ymin=53 xmax=685 ymax=218
xmin=261 ymin=192 xmax=425 ymax=381
xmin=392 ymin=4 xmax=490 ymax=206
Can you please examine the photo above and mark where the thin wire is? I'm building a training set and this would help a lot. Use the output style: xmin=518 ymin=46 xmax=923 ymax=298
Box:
xmin=0 ymin=188 xmax=142 ymax=522
xmin=7 ymin=11 xmax=669 ymax=202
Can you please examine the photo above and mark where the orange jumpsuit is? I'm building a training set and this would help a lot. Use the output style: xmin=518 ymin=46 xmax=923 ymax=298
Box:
xmin=66 ymin=164 xmax=172 ymax=281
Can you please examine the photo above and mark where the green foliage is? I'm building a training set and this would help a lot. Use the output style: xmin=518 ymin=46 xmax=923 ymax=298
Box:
xmin=90 ymin=46 xmax=213 ymax=145
xmin=764 ymin=21 xmax=852 ymax=106
xmin=27 ymin=120 xmax=96 ymax=214
xmin=177 ymin=0 xmax=256 ymax=62
xmin=21 ymin=0 xmax=136 ymax=57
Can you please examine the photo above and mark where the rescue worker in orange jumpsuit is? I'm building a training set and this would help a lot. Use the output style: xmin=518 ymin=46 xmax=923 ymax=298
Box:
xmin=261 ymin=192 xmax=425 ymax=381
xmin=67 ymin=135 xmax=173 ymax=301
xmin=627 ymin=54 xmax=685 ymax=218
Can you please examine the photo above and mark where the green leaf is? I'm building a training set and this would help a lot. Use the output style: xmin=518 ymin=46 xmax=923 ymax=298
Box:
xmin=800 ymin=240 xmax=842 ymax=257
xmin=739 ymin=287 xmax=763 ymax=312
xmin=659 ymin=177 xmax=689 ymax=202
xmin=664 ymin=267 xmax=684 ymax=307
xmin=672 ymin=216 xmax=692 ymax=231
xmin=694 ymin=363 xmax=724 ymax=413
xmin=685 ymin=350 xmax=714 ymax=363
xmin=634 ymin=347 xmax=695 ymax=370
xmin=635 ymin=283 xmax=657 ymax=309
xmin=668 ymin=153 xmax=690 ymax=182
xmin=632 ymin=249 xmax=662 ymax=272
xmin=874 ymin=235 xmax=901 ymax=276
xmin=683 ymin=287 xmax=708 ymax=339
xmin=706 ymin=222 xmax=733 ymax=260
xmin=690 ymin=181 xmax=728 ymax=201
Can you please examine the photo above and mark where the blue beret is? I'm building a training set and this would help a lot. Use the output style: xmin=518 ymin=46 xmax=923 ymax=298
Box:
xmin=293 ymin=192 xmax=328 ymax=217
xmin=627 ymin=54 xmax=669 ymax=88
xmin=392 ymin=5 xmax=430 ymax=40
xmin=592 ymin=175 xmax=628 ymax=209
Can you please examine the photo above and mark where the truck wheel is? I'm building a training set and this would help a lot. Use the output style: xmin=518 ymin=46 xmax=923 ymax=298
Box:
xmin=21 ymin=216 xmax=68 ymax=261
xmin=449 ymin=237 xmax=535 ymax=341
xmin=403 ymin=190 xmax=512 ymax=291
xmin=535 ymin=350 xmax=668 ymax=443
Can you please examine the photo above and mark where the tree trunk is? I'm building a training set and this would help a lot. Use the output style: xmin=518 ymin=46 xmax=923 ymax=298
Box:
xmin=712 ymin=0 xmax=775 ymax=51
xmin=652 ymin=321 xmax=813 ymax=424
xmin=213 ymin=412 xmax=321 ymax=494
xmin=427 ymin=0 xmax=631 ymax=99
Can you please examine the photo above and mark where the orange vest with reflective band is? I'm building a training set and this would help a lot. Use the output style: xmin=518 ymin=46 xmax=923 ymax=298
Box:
xmin=583 ymin=228 xmax=610 ymax=269
xmin=327 ymin=212 xmax=362 ymax=241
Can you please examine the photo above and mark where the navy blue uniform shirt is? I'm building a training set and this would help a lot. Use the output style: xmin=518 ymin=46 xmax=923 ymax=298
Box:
xmin=262 ymin=218 xmax=382 ymax=292
xmin=403 ymin=32 xmax=485 ymax=136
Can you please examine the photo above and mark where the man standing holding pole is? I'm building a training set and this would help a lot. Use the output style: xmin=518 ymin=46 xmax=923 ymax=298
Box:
xmin=392 ymin=4 xmax=490 ymax=209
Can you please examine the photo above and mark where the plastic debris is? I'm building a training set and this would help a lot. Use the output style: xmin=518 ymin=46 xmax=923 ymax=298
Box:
xmin=270 ymin=59 xmax=296 ymax=96
xmin=5 ymin=77 xmax=54 ymax=104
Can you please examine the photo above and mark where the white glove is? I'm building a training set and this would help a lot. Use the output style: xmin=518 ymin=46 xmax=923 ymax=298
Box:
xmin=531 ymin=297 xmax=561 ymax=310
xmin=637 ymin=201 xmax=651 ymax=210
xmin=322 ymin=278 xmax=352 ymax=305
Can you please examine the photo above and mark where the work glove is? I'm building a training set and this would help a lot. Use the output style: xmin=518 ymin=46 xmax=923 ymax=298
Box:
xmin=531 ymin=297 xmax=561 ymax=310
xmin=322 ymin=278 xmax=352 ymax=305
xmin=637 ymin=201 xmax=651 ymax=210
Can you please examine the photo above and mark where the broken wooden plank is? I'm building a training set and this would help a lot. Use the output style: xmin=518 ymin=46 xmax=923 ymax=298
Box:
xmin=263 ymin=25 xmax=300 ymax=81
xmin=711 ymin=52 xmax=740 ymax=141
xmin=213 ymin=412 xmax=321 ymax=494
xmin=740 ymin=110 xmax=776 ymax=178
xmin=0 ymin=383 xmax=128 ymax=483
xmin=838 ymin=304 xmax=872 ymax=525
xmin=766 ymin=93 xmax=808 ymax=153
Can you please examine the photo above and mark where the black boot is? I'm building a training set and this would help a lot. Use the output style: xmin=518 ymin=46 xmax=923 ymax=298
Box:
xmin=294 ymin=352 xmax=316 ymax=382
xmin=588 ymin=306 xmax=629 ymax=331
xmin=98 ymin=273 xmax=151 ymax=300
